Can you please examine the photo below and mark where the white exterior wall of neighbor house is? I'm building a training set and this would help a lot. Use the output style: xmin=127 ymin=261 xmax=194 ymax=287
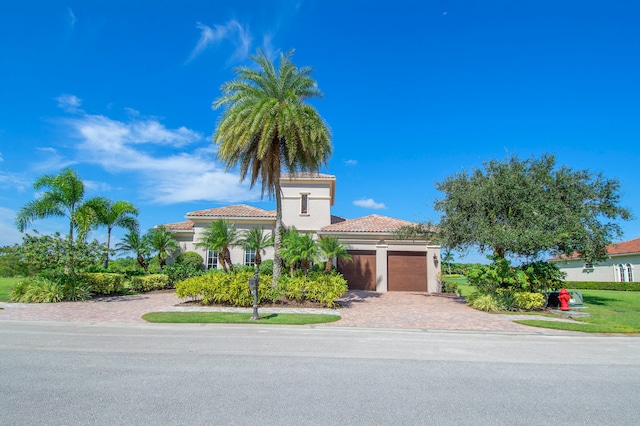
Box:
xmin=555 ymin=254 xmax=638 ymax=282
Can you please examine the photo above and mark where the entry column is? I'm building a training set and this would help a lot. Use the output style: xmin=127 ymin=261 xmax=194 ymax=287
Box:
xmin=376 ymin=241 xmax=388 ymax=292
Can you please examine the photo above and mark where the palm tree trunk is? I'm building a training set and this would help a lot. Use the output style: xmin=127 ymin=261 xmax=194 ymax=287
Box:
xmin=103 ymin=227 xmax=112 ymax=269
xmin=324 ymin=258 xmax=333 ymax=274
xmin=273 ymin=178 xmax=283 ymax=287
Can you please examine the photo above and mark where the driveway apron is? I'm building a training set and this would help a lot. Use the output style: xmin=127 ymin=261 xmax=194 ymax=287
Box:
xmin=1 ymin=290 xmax=564 ymax=333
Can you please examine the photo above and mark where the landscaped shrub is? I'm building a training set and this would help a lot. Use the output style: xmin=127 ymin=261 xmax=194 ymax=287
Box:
xmin=564 ymin=281 xmax=640 ymax=291
xmin=298 ymin=272 xmax=348 ymax=308
xmin=81 ymin=273 xmax=125 ymax=295
xmin=176 ymin=271 xmax=273 ymax=306
xmin=163 ymin=263 xmax=204 ymax=286
xmin=513 ymin=292 xmax=545 ymax=310
xmin=442 ymin=280 xmax=459 ymax=294
xmin=175 ymin=252 xmax=204 ymax=270
xmin=10 ymin=276 xmax=64 ymax=303
xmin=466 ymin=293 xmax=501 ymax=312
xmin=175 ymin=270 xmax=347 ymax=308
xmin=258 ymin=259 xmax=274 ymax=275
xmin=128 ymin=274 xmax=169 ymax=292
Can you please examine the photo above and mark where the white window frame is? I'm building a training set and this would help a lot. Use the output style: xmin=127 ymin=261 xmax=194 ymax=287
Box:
xmin=206 ymin=249 xmax=218 ymax=270
xmin=244 ymin=249 xmax=256 ymax=266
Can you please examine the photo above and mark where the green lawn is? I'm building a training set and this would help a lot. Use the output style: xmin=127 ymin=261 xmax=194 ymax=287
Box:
xmin=516 ymin=289 xmax=640 ymax=333
xmin=0 ymin=277 xmax=22 ymax=302
xmin=444 ymin=275 xmax=640 ymax=333
xmin=142 ymin=311 xmax=341 ymax=325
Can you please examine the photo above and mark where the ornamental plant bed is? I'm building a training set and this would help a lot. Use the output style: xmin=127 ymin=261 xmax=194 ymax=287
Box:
xmin=178 ymin=295 xmax=334 ymax=310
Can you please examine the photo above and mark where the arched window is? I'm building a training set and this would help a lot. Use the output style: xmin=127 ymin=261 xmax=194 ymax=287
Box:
xmin=618 ymin=264 xmax=625 ymax=282
xmin=626 ymin=264 xmax=633 ymax=282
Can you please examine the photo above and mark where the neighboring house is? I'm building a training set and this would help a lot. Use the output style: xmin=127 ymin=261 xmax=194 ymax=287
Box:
xmin=549 ymin=237 xmax=639 ymax=282
xmin=164 ymin=173 xmax=441 ymax=292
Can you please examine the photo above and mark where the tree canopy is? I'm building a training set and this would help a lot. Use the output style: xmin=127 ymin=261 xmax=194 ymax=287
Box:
xmin=213 ymin=49 xmax=332 ymax=284
xmin=16 ymin=168 xmax=87 ymax=242
xmin=434 ymin=154 xmax=631 ymax=262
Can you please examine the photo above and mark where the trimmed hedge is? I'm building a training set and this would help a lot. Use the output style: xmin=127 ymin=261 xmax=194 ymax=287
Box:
xmin=564 ymin=281 xmax=640 ymax=291
xmin=82 ymin=273 xmax=125 ymax=295
xmin=175 ymin=271 xmax=348 ymax=308
xmin=128 ymin=274 xmax=170 ymax=292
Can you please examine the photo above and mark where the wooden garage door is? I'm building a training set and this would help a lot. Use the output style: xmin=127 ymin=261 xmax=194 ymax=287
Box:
xmin=338 ymin=250 xmax=376 ymax=291
xmin=388 ymin=251 xmax=427 ymax=292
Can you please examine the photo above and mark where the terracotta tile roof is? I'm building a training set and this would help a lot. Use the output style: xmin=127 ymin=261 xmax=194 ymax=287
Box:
xmin=164 ymin=221 xmax=194 ymax=231
xmin=608 ymin=237 xmax=640 ymax=255
xmin=551 ymin=236 xmax=640 ymax=260
xmin=281 ymin=172 xmax=335 ymax=179
xmin=320 ymin=214 xmax=413 ymax=233
xmin=187 ymin=204 xmax=276 ymax=218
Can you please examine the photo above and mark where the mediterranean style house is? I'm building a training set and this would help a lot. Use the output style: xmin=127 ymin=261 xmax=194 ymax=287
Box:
xmin=164 ymin=173 xmax=441 ymax=292
xmin=549 ymin=237 xmax=639 ymax=282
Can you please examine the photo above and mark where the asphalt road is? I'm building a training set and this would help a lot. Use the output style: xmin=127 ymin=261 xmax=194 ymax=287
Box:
xmin=1 ymin=321 xmax=639 ymax=425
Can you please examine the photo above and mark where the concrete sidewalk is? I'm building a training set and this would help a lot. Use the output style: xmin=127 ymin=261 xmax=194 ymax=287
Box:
xmin=0 ymin=289 xmax=574 ymax=333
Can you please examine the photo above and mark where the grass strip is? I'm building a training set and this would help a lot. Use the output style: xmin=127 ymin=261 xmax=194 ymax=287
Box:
xmin=143 ymin=311 xmax=340 ymax=325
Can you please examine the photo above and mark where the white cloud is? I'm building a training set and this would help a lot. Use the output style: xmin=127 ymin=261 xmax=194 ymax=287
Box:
xmin=344 ymin=159 xmax=358 ymax=166
xmin=187 ymin=20 xmax=253 ymax=64
xmin=68 ymin=7 xmax=77 ymax=27
xmin=56 ymin=94 xmax=83 ymax=113
xmin=32 ymin=147 xmax=77 ymax=172
xmin=353 ymin=198 xmax=387 ymax=209
xmin=59 ymin=102 xmax=258 ymax=205
xmin=0 ymin=171 xmax=29 ymax=191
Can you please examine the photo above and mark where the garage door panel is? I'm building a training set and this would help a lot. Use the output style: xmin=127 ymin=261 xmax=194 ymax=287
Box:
xmin=388 ymin=251 xmax=427 ymax=292
xmin=338 ymin=250 xmax=376 ymax=291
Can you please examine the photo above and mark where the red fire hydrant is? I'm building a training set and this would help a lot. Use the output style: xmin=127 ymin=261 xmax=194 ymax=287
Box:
xmin=558 ymin=288 xmax=571 ymax=311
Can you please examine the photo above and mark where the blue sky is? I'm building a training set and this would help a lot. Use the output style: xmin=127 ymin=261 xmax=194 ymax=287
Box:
xmin=1 ymin=1 xmax=639 ymax=263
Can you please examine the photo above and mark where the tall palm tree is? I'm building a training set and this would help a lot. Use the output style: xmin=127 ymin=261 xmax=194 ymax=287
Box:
xmin=83 ymin=197 xmax=139 ymax=268
xmin=116 ymin=231 xmax=151 ymax=272
xmin=213 ymin=49 xmax=332 ymax=285
xmin=15 ymin=168 xmax=86 ymax=242
xmin=145 ymin=226 xmax=179 ymax=270
xmin=196 ymin=219 xmax=240 ymax=273
xmin=318 ymin=236 xmax=352 ymax=274
xmin=242 ymin=227 xmax=274 ymax=269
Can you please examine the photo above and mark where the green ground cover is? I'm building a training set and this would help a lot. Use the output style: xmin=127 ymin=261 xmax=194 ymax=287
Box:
xmin=0 ymin=277 xmax=22 ymax=302
xmin=142 ymin=311 xmax=341 ymax=325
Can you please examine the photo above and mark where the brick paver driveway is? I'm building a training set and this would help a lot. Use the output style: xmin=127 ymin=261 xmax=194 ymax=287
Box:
xmin=0 ymin=290 xmax=565 ymax=333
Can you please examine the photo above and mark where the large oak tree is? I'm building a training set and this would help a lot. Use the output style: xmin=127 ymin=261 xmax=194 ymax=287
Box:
xmin=434 ymin=154 xmax=631 ymax=262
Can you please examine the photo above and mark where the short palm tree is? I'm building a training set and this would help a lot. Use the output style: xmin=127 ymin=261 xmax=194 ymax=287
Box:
xmin=318 ymin=236 xmax=352 ymax=273
xmin=281 ymin=228 xmax=320 ymax=276
xmin=213 ymin=49 xmax=332 ymax=285
xmin=16 ymin=168 xmax=87 ymax=242
xmin=116 ymin=231 xmax=152 ymax=272
xmin=196 ymin=219 xmax=240 ymax=272
xmin=242 ymin=227 xmax=273 ymax=269
xmin=145 ymin=226 xmax=179 ymax=270
xmin=83 ymin=197 xmax=139 ymax=268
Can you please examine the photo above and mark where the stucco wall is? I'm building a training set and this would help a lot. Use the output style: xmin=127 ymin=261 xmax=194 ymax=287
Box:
xmin=555 ymin=254 xmax=639 ymax=282
xmin=281 ymin=181 xmax=332 ymax=232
